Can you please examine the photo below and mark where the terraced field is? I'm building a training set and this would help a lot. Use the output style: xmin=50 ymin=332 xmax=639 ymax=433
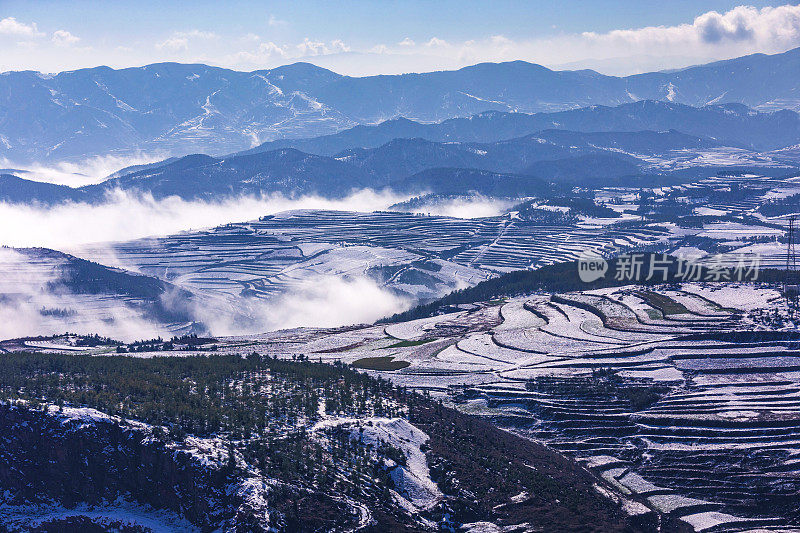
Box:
xmin=445 ymin=287 xmax=799 ymax=531
xmin=7 ymin=271 xmax=800 ymax=530
xmin=57 ymin=172 xmax=797 ymax=316
xmin=644 ymin=174 xmax=798 ymax=269
xmin=3 ymin=171 xmax=799 ymax=529
xmin=37 ymin=170 xmax=792 ymax=340
xmin=161 ymin=282 xmax=795 ymax=532
xmin=74 ymin=209 xmax=671 ymax=302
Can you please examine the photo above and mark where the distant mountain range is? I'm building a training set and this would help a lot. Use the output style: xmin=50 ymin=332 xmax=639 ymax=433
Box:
xmin=3 ymin=47 xmax=800 ymax=164
xmin=5 ymin=119 xmax=797 ymax=206
xmin=0 ymin=127 xmax=742 ymax=203
xmin=244 ymin=100 xmax=800 ymax=155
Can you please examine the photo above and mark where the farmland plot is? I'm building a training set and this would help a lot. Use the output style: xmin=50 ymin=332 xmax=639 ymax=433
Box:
xmin=129 ymin=281 xmax=795 ymax=532
xmin=71 ymin=209 xmax=673 ymax=307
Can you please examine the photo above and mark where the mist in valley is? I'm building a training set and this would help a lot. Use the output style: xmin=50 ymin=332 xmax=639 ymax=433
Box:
xmin=193 ymin=275 xmax=413 ymax=337
xmin=0 ymin=188 xmax=414 ymax=248
xmin=0 ymin=247 xmax=177 ymax=342
xmin=1 ymin=153 xmax=170 ymax=187
xmin=404 ymin=194 xmax=517 ymax=219
xmin=0 ymin=182 xmax=437 ymax=341
xmin=0 ymin=150 xmax=521 ymax=342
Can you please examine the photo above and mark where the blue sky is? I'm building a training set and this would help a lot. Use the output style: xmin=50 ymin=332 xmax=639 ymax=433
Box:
xmin=2 ymin=1 xmax=799 ymax=74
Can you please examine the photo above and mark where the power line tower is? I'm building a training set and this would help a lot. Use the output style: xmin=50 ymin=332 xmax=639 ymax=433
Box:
xmin=786 ymin=216 xmax=798 ymax=311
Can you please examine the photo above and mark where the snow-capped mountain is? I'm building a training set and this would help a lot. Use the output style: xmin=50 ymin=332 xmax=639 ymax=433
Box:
xmin=3 ymin=47 xmax=800 ymax=164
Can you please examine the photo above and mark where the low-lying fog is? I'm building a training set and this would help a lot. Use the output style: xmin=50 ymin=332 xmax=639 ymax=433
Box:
xmin=0 ymin=189 xmax=408 ymax=248
xmin=1 ymin=153 xmax=169 ymax=187
xmin=406 ymin=195 xmax=517 ymax=219
xmin=0 ymin=153 xmax=519 ymax=340
xmin=196 ymin=275 xmax=413 ymax=338
xmin=0 ymin=244 xmax=412 ymax=342
xmin=0 ymin=190 xmax=515 ymax=248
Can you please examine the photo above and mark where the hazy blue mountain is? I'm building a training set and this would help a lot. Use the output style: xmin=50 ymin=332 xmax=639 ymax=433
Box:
xmin=390 ymin=168 xmax=551 ymax=197
xmin=336 ymin=129 xmax=719 ymax=181
xmin=0 ymin=174 xmax=88 ymax=204
xmin=105 ymin=157 xmax=180 ymax=179
xmin=4 ymin=47 xmax=800 ymax=164
xmin=1 ymin=150 xmax=370 ymax=205
xmin=310 ymin=61 xmax=628 ymax=122
xmin=520 ymin=154 xmax=643 ymax=183
xmin=237 ymin=117 xmax=433 ymax=158
xmin=626 ymin=47 xmax=800 ymax=112
xmin=322 ymin=47 xmax=800 ymax=121
xmin=0 ymin=62 xmax=352 ymax=164
xmin=89 ymin=150 xmax=374 ymax=199
xmin=245 ymin=100 xmax=800 ymax=156
xmin=115 ymin=129 xmax=718 ymax=195
xmin=532 ymin=129 xmax=719 ymax=153
xmin=336 ymin=138 xmax=502 ymax=182
xmin=0 ymin=127 xmax=730 ymax=203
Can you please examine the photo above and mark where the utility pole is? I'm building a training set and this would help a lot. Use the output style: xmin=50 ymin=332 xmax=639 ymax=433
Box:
xmin=786 ymin=216 xmax=798 ymax=312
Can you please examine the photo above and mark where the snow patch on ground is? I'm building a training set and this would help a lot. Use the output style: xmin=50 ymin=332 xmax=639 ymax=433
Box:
xmin=0 ymin=496 xmax=199 ymax=532
xmin=683 ymin=283 xmax=780 ymax=312
xmin=313 ymin=417 xmax=442 ymax=510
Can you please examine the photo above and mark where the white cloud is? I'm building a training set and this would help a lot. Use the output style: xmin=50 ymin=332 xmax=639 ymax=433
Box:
xmin=403 ymin=195 xmax=516 ymax=219
xmin=296 ymin=38 xmax=326 ymax=55
xmin=156 ymin=36 xmax=188 ymax=51
xmin=0 ymin=246 xmax=409 ymax=340
xmin=489 ymin=34 xmax=512 ymax=47
xmin=330 ymin=39 xmax=349 ymax=53
xmin=1 ymin=152 xmax=169 ymax=187
xmin=227 ymin=37 xmax=353 ymax=69
xmin=197 ymin=275 xmax=411 ymax=335
xmin=156 ymin=29 xmax=218 ymax=51
xmin=295 ymin=37 xmax=350 ymax=56
xmin=0 ymin=189 xmax=410 ymax=249
xmin=0 ymin=188 xmax=418 ymax=339
xmin=313 ymin=4 xmax=800 ymax=76
xmin=0 ymin=248 xmax=174 ymax=342
xmin=256 ymin=41 xmax=288 ymax=57
xmin=186 ymin=30 xmax=218 ymax=40
xmin=231 ymin=41 xmax=288 ymax=65
xmin=582 ymin=4 xmax=800 ymax=53
xmin=6 ymin=4 xmax=800 ymax=77
xmin=0 ymin=17 xmax=42 ymax=37
xmin=52 ymin=30 xmax=80 ymax=46
xmin=425 ymin=37 xmax=449 ymax=48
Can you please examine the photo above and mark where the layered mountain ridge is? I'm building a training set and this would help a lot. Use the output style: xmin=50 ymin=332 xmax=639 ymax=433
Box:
xmin=4 ymin=98 xmax=800 ymax=204
xmin=4 ymin=46 xmax=800 ymax=164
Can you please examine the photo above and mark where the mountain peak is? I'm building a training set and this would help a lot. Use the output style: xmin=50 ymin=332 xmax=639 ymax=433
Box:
xmin=262 ymin=61 xmax=339 ymax=76
xmin=4 ymin=48 xmax=800 ymax=164
xmin=459 ymin=60 xmax=552 ymax=74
